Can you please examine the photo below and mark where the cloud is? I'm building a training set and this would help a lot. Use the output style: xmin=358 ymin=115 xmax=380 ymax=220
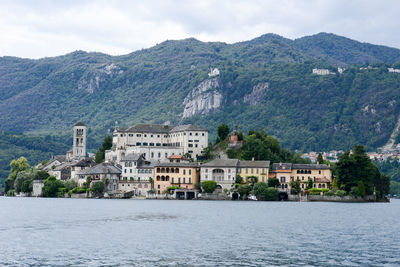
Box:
xmin=0 ymin=0 xmax=399 ymax=59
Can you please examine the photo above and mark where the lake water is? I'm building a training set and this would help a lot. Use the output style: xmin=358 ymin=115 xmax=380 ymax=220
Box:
xmin=0 ymin=197 xmax=399 ymax=266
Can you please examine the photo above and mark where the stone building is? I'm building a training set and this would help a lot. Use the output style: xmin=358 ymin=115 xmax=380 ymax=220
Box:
xmin=72 ymin=122 xmax=87 ymax=160
xmin=78 ymin=162 xmax=121 ymax=195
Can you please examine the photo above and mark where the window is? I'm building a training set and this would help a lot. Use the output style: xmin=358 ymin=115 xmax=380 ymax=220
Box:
xmin=151 ymin=152 xmax=154 ymax=158
xmin=143 ymin=142 xmax=148 ymax=146
xmin=136 ymin=142 xmax=141 ymax=146
xmin=195 ymin=144 xmax=198 ymax=148
xmin=280 ymin=177 xmax=286 ymax=183
xmin=151 ymin=135 xmax=153 ymax=137
xmin=172 ymin=178 xmax=174 ymax=183
xmin=144 ymin=134 xmax=147 ymax=137
xmin=124 ymin=169 xmax=127 ymax=173
xmin=189 ymin=169 xmax=191 ymax=175
xmin=156 ymin=143 xmax=161 ymax=147
xmin=202 ymin=133 xmax=205 ymax=136
xmin=195 ymin=133 xmax=198 ymax=136
xmin=183 ymin=178 xmax=186 ymax=183
xmin=130 ymin=169 xmax=132 ymax=173
xmin=190 ymin=132 xmax=192 ymax=136
xmin=189 ymin=178 xmax=191 ymax=183
xmin=188 ymin=144 xmax=193 ymax=147
xmin=157 ymin=135 xmax=160 ymax=138
xmin=183 ymin=170 xmax=186 ymax=175
xmin=129 ymin=134 xmax=133 ymax=137
xmin=178 ymin=177 xmax=181 ymax=183
xmin=150 ymin=143 xmax=154 ymax=146
xmin=137 ymin=134 xmax=141 ymax=137
xmin=319 ymin=170 xmax=321 ymax=174
xmin=165 ymin=153 xmax=168 ymax=158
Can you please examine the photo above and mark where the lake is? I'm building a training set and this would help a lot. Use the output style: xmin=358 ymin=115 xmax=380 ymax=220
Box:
xmin=0 ymin=197 xmax=399 ymax=266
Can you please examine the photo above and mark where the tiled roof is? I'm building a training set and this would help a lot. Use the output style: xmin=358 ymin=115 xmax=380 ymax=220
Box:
xmin=121 ymin=153 xmax=142 ymax=161
xmin=79 ymin=163 xmax=121 ymax=175
xmin=238 ymin=160 xmax=270 ymax=168
xmin=170 ymin=124 xmax=207 ymax=132
xmin=292 ymin=164 xmax=330 ymax=170
xmin=155 ymin=162 xmax=199 ymax=167
xmin=117 ymin=123 xmax=207 ymax=133
xmin=202 ymin=159 xmax=239 ymax=167
xmin=71 ymin=158 xmax=96 ymax=167
xmin=272 ymin=163 xmax=293 ymax=171
xmin=168 ymin=154 xmax=189 ymax=160
xmin=74 ymin=122 xmax=86 ymax=127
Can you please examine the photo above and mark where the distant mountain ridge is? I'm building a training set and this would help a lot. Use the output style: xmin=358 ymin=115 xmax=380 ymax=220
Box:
xmin=1 ymin=32 xmax=400 ymax=153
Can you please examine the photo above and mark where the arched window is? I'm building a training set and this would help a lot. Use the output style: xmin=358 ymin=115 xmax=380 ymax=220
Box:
xmin=156 ymin=168 xmax=160 ymax=173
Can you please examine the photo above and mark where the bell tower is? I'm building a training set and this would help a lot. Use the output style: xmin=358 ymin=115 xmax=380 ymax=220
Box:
xmin=73 ymin=122 xmax=87 ymax=159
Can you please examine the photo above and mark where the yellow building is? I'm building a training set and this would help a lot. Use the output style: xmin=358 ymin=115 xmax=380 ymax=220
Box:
xmin=237 ymin=160 xmax=270 ymax=183
xmin=154 ymin=163 xmax=200 ymax=195
xmin=271 ymin=163 xmax=332 ymax=191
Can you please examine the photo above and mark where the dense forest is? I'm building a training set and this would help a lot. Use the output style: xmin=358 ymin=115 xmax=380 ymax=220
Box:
xmin=1 ymin=32 xmax=400 ymax=189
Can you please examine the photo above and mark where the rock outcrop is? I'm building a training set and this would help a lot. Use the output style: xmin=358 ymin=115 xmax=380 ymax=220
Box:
xmin=78 ymin=63 xmax=123 ymax=94
xmin=182 ymin=77 xmax=223 ymax=118
xmin=243 ymin=82 xmax=269 ymax=105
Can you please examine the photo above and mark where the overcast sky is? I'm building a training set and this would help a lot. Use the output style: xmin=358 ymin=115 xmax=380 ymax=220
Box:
xmin=1 ymin=0 xmax=399 ymax=59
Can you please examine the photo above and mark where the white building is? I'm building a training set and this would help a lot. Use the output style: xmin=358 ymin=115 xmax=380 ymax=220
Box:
xmin=106 ymin=123 xmax=208 ymax=164
xmin=119 ymin=153 xmax=155 ymax=196
xmin=388 ymin=68 xmax=400 ymax=73
xmin=201 ymin=159 xmax=238 ymax=191
xmin=208 ymin=68 xmax=220 ymax=77
xmin=32 ymin=180 xmax=44 ymax=197
xmin=312 ymin=68 xmax=334 ymax=75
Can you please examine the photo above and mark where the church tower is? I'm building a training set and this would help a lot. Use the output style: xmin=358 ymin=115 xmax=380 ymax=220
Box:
xmin=73 ymin=122 xmax=87 ymax=159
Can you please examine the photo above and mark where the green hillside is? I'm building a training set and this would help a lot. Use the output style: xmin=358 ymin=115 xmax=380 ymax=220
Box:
xmin=1 ymin=32 xmax=400 ymax=153
xmin=0 ymin=132 xmax=70 ymax=188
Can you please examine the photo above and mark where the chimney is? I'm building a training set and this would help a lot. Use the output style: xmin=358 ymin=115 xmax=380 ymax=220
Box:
xmin=279 ymin=162 xmax=282 ymax=167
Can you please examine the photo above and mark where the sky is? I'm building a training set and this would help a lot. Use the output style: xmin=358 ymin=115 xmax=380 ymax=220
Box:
xmin=0 ymin=0 xmax=399 ymax=59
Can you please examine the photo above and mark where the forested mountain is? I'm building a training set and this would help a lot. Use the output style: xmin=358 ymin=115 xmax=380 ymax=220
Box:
xmin=1 ymin=32 xmax=400 ymax=154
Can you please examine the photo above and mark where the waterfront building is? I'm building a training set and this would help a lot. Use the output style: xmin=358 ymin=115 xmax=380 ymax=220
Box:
xmin=78 ymin=162 xmax=121 ymax=194
xmin=105 ymin=123 xmax=208 ymax=163
xmin=32 ymin=180 xmax=44 ymax=197
xmin=119 ymin=153 xmax=155 ymax=196
xmin=237 ymin=160 xmax=270 ymax=183
xmin=70 ymin=158 xmax=96 ymax=181
xmin=201 ymin=159 xmax=239 ymax=191
xmin=154 ymin=162 xmax=200 ymax=195
xmin=270 ymin=163 xmax=332 ymax=191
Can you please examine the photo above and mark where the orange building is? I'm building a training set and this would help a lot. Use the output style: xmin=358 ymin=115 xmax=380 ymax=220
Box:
xmin=154 ymin=162 xmax=200 ymax=195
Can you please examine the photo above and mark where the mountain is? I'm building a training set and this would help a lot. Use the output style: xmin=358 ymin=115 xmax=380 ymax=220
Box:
xmin=1 ymin=32 xmax=400 ymax=154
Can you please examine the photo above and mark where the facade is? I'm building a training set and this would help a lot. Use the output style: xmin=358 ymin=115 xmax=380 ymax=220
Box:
xmin=312 ymin=68 xmax=333 ymax=75
xmin=119 ymin=153 xmax=155 ymax=196
xmin=154 ymin=162 xmax=200 ymax=195
xmin=106 ymin=123 xmax=208 ymax=164
xmin=71 ymin=158 xmax=96 ymax=181
xmin=270 ymin=163 xmax=332 ymax=191
xmin=32 ymin=180 xmax=44 ymax=197
xmin=72 ymin=122 xmax=87 ymax=159
xmin=49 ymin=163 xmax=71 ymax=181
xmin=201 ymin=159 xmax=239 ymax=191
xmin=79 ymin=162 xmax=121 ymax=194
xmin=237 ymin=160 xmax=270 ymax=183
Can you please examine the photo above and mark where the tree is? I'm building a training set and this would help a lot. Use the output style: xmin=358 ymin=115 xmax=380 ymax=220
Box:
xmin=237 ymin=184 xmax=251 ymax=199
xmin=290 ymin=179 xmax=301 ymax=194
xmin=267 ymin=178 xmax=280 ymax=188
xmin=34 ymin=170 xmax=50 ymax=180
xmin=64 ymin=179 xmax=77 ymax=191
xmin=5 ymin=157 xmax=30 ymax=193
xmin=92 ymin=181 xmax=105 ymax=194
xmin=253 ymin=182 xmax=269 ymax=197
xmin=235 ymin=175 xmax=243 ymax=184
xmin=307 ymin=178 xmax=313 ymax=189
xmin=217 ymin=124 xmax=230 ymax=141
xmin=95 ymin=135 xmax=113 ymax=163
xmin=265 ymin=187 xmax=278 ymax=201
xmin=357 ymin=180 xmax=366 ymax=197
xmin=202 ymin=180 xmax=217 ymax=193
xmin=14 ymin=170 xmax=34 ymax=193
xmin=42 ymin=176 xmax=65 ymax=197
xmin=317 ymin=153 xmax=324 ymax=164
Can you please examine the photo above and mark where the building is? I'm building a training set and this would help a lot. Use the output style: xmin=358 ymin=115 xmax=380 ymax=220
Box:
xmin=72 ymin=122 xmax=87 ymax=160
xmin=119 ymin=153 xmax=155 ymax=196
xmin=70 ymin=158 xmax=96 ymax=181
xmin=79 ymin=162 xmax=121 ymax=194
xmin=228 ymin=132 xmax=243 ymax=148
xmin=201 ymin=159 xmax=239 ymax=191
xmin=237 ymin=160 xmax=270 ymax=183
xmin=312 ymin=68 xmax=334 ymax=75
xmin=49 ymin=162 xmax=71 ymax=181
xmin=32 ymin=180 xmax=44 ymax=197
xmin=388 ymin=68 xmax=400 ymax=73
xmin=106 ymin=123 xmax=208 ymax=163
xmin=270 ymin=163 xmax=332 ymax=191
xmin=154 ymin=162 xmax=200 ymax=195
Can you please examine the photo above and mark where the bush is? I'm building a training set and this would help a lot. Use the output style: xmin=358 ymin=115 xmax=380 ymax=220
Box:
xmin=253 ymin=182 xmax=269 ymax=197
xmin=357 ymin=180 xmax=366 ymax=197
xmin=267 ymin=178 xmax=280 ymax=188
xmin=43 ymin=176 xmax=65 ymax=197
xmin=202 ymin=181 xmax=217 ymax=193
xmin=265 ymin=187 xmax=278 ymax=201
xmin=324 ymin=190 xmax=335 ymax=196
xmin=237 ymin=184 xmax=252 ymax=199
xmin=335 ymin=190 xmax=347 ymax=197
xmin=350 ymin=186 xmax=361 ymax=197
xmin=91 ymin=181 xmax=105 ymax=194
